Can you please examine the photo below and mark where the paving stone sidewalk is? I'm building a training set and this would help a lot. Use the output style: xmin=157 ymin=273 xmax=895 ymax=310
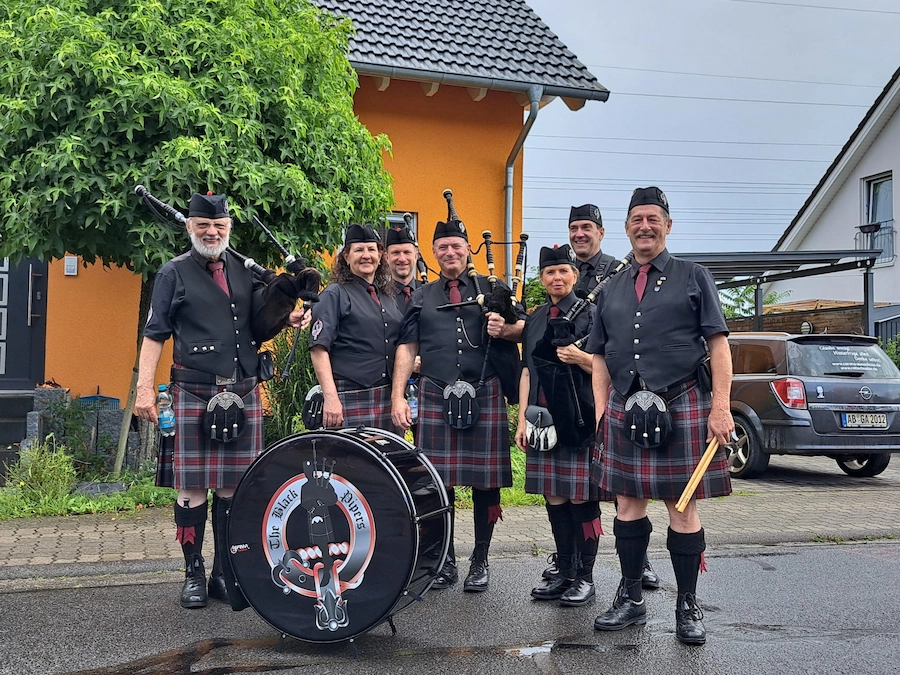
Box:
xmin=2 ymin=487 xmax=899 ymax=570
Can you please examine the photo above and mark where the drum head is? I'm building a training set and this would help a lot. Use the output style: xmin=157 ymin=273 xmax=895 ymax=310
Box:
xmin=230 ymin=429 xmax=419 ymax=642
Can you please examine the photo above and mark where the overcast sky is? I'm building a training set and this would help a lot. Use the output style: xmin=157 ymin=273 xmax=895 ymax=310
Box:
xmin=522 ymin=0 xmax=900 ymax=259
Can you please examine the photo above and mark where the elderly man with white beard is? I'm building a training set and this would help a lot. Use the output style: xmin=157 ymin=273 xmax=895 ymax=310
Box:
xmin=135 ymin=192 xmax=307 ymax=612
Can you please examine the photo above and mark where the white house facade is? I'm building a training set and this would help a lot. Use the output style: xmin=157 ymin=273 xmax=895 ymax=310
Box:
xmin=769 ymin=67 xmax=900 ymax=304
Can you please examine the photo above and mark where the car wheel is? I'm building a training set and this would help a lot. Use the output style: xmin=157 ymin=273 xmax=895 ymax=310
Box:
xmin=725 ymin=415 xmax=769 ymax=479
xmin=835 ymin=453 xmax=891 ymax=477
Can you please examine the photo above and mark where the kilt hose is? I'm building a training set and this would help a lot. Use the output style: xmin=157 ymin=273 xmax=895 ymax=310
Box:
xmin=592 ymin=380 xmax=732 ymax=502
xmin=525 ymin=441 xmax=600 ymax=501
xmin=166 ymin=375 xmax=263 ymax=491
xmin=418 ymin=375 xmax=512 ymax=489
xmin=336 ymin=381 xmax=399 ymax=433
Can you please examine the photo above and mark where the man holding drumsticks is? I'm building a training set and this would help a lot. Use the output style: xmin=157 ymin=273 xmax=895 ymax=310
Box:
xmin=586 ymin=187 xmax=734 ymax=645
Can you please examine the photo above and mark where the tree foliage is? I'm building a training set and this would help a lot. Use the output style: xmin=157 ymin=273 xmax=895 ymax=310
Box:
xmin=0 ymin=0 xmax=394 ymax=275
xmin=719 ymin=285 xmax=791 ymax=319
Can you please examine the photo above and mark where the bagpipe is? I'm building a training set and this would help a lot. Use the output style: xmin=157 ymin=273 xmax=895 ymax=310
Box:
xmin=403 ymin=212 xmax=430 ymax=284
xmin=434 ymin=189 xmax=526 ymax=425
xmin=134 ymin=184 xmax=321 ymax=347
xmin=529 ymin=251 xmax=635 ymax=448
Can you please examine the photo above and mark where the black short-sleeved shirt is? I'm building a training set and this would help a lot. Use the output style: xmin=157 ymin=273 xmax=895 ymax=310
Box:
xmin=586 ymin=249 xmax=728 ymax=394
xmin=309 ymin=277 xmax=404 ymax=388
xmin=574 ymin=249 xmax=618 ymax=299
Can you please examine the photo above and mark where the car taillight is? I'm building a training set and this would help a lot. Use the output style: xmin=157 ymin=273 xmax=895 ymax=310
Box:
xmin=771 ymin=378 xmax=807 ymax=409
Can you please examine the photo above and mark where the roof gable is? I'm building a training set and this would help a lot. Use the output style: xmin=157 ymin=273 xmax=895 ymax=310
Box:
xmin=775 ymin=65 xmax=900 ymax=251
xmin=313 ymin=0 xmax=608 ymax=102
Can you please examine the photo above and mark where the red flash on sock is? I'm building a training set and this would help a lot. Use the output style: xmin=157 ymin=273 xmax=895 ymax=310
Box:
xmin=176 ymin=525 xmax=196 ymax=545
xmin=487 ymin=504 xmax=503 ymax=524
xmin=582 ymin=517 xmax=603 ymax=540
xmin=700 ymin=551 xmax=708 ymax=573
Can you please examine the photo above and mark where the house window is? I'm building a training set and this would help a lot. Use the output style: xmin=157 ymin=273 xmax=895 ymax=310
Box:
xmin=857 ymin=174 xmax=894 ymax=263
xmin=381 ymin=212 xmax=419 ymax=242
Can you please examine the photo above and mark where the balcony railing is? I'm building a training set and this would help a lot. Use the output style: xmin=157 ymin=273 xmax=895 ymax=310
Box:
xmin=855 ymin=221 xmax=894 ymax=263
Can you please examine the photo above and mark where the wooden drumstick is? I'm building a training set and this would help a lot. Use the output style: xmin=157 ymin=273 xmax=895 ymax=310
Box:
xmin=675 ymin=438 xmax=719 ymax=513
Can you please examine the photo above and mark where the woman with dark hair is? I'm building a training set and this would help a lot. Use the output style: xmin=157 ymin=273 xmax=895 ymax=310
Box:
xmin=516 ymin=244 xmax=602 ymax=607
xmin=309 ymin=223 xmax=403 ymax=430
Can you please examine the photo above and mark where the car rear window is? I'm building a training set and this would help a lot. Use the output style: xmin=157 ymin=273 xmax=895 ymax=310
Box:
xmin=787 ymin=340 xmax=900 ymax=378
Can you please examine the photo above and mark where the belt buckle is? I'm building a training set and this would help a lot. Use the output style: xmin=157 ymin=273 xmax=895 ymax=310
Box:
xmin=216 ymin=371 xmax=237 ymax=386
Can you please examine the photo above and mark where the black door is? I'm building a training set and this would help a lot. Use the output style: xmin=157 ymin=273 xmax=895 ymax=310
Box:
xmin=0 ymin=257 xmax=47 ymax=391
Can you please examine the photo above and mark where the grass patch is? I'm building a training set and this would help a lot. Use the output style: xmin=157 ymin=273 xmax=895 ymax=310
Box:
xmin=0 ymin=440 xmax=176 ymax=520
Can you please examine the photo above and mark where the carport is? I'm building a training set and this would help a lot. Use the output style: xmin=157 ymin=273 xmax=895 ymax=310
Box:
xmin=676 ymin=250 xmax=880 ymax=335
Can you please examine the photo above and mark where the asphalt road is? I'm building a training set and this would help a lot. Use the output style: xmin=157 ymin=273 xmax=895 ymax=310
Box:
xmin=1 ymin=453 xmax=899 ymax=675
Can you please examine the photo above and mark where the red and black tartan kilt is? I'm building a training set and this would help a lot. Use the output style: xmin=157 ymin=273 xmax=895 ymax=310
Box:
xmin=591 ymin=381 xmax=732 ymax=502
xmin=337 ymin=382 xmax=399 ymax=433
xmin=418 ymin=375 xmax=512 ymax=489
xmin=168 ymin=376 xmax=263 ymax=491
xmin=525 ymin=441 xmax=599 ymax=501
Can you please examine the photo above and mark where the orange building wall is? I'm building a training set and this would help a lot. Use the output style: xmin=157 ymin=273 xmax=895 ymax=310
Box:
xmin=354 ymin=78 xmax=526 ymax=278
xmin=43 ymin=79 xmax=526 ymax=399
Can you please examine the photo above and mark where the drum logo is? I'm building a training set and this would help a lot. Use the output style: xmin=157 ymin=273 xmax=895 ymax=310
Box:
xmin=263 ymin=451 xmax=375 ymax=632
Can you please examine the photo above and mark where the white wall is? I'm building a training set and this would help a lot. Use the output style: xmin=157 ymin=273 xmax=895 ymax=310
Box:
xmin=768 ymin=109 xmax=900 ymax=304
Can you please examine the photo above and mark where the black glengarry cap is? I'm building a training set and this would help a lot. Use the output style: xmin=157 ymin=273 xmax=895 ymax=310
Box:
xmin=188 ymin=192 xmax=230 ymax=219
xmin=628 ymin=187 xmax=669 ymax=214
xmin=539 ymin=244 xmax=577 ymax=269
xmin=568 ymin=204 xmax=602 ymax=227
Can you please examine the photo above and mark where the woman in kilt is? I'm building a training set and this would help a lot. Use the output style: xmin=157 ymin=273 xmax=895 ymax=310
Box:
xmin=309 ymin=224 xmax=404 ymax=431
xmin=587 ymin=187 xmax=734 ymax=645
xmin=516 ymin=244 xmax=602 ymax=607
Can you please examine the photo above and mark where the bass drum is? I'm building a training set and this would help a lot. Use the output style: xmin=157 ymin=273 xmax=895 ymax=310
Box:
xmin=229 ymin=427 xmax=450 ymax=643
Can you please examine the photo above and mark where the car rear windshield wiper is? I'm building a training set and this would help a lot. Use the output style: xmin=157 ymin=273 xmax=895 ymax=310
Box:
xmin=823 ymin=371 xmax=866 ymax=377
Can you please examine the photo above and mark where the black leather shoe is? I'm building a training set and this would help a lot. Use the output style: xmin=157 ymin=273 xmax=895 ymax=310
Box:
xmin=463 ymin=544 xmax=489 ymax=592
xmin=432 ymin=558 xmax=458 ymax=589
xmin=593 ymin=578 xmax=645 ymax=630
xmin=541 ymin=552 xmax=559 ymax=581
xmin=559 ymin=578 xmax=595 ymax=606
xmin=181 ymin=555 xmax=208 ymax=609
xmin=531 ymin=575 xmax=572 ymax=600
xmin=675 ymin=593 xmax=707 ymax=645
xmin=642 ymin=556 xmax=661 ymax=589
xmin=207 ymin=573 xmax=228 ymax=602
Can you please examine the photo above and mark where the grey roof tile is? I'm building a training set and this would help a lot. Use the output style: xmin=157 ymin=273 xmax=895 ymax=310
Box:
xmin=313 ymin=0 xmax=607 ymax=99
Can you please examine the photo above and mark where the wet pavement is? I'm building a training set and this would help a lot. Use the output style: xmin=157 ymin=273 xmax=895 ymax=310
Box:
xmin=1 ymin=455 xmax=899 ymax=674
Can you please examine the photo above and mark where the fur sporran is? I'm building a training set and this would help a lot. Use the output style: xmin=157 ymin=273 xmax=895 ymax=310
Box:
xmin=524 ymin=404 xmax=558 ymax=452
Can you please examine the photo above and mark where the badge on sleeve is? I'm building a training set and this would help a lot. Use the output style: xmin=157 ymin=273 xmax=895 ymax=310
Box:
xmin=311 ymin=319 xmax=324 ymax=341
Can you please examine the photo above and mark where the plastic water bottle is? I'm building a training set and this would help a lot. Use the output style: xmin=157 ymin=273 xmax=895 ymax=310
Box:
xmin=157 ymin=384 xmax=176 ymax=437
xmin=405 ymin=378 xmax=419 ymax=424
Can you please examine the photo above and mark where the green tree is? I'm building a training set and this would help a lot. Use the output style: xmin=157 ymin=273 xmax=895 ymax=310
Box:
xmin=719 ymin=285 xmax=791 ymax=319
xmin=0 ymin=0 xmax=394 ymax=475
xmin=0 ymin=0 xmax=393 ymax=272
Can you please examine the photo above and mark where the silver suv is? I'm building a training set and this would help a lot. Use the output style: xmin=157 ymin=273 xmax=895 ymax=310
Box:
xmin=727 ymin=332 xmax=900 ymax=478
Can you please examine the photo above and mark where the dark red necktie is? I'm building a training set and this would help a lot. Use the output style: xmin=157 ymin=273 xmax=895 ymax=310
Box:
xmin=402 ymin=286 xmax=412 ymax=302
xmin=447 ymin=279 xmax=461 ymax=304
xmin=207 ymin=261 xmax=229 ymax=296
xmin=635 ymin=264 xmax=652 ymax=302
xmin=367 ymin=284 xmax=381 ymax=306
xmin=549 ymin=305 xmax=561 ymax=319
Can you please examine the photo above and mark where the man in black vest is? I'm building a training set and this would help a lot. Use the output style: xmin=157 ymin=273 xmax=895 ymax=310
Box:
xmin=568 ymin=204 xmax=617 ymax=298
xmin=135 ymin=192 xmax=307 ymax=610
xmin=543 ymin=204 xmax=662 ymax=590
xmin=391 ymin=218 xmax=525 ymax=592
xmin=587 ymin=187 xmax=734 ymax=645
xmin=385 ymin=224 xmax=421 ymax=305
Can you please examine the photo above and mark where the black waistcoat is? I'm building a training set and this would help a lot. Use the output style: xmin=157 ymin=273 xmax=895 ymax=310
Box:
xmin=170 ymin=251 xmax=260 ymax=378
xmin=598 ymin=256 xmax=707 ymax=394
xmin=418 ymin=277 xmax=495 ymax=385
xmin=575 ymin=251 xmax=617 ymax=299
xmin=329 ymin=282 xmax=404 ymax=387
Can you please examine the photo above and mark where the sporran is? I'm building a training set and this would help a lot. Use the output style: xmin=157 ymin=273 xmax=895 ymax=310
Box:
xmin=442 ymin=380 xmax=479 ymax=430
xmin=623 ymin=390 xmax=672 ymax=450
xmin=524 ymin=404 xmax=558 ymax=452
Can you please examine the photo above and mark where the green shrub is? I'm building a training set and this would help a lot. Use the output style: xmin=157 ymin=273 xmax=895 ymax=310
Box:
xmin=262 ymin=327 xmax=317 ymax=446
xmin=880 ymin=337 xmax=900 ymax=369
xmin=7 ymin=438 xmax=77 ymax=504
